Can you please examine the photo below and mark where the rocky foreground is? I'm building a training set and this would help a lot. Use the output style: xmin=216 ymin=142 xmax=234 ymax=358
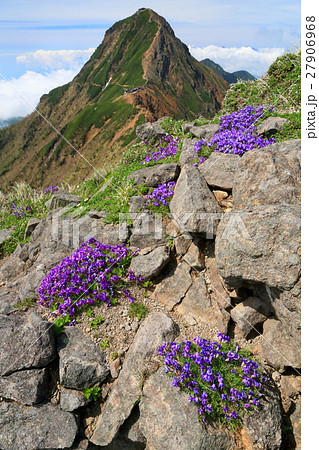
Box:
xmin=0 ymin=119 xmax=300 ymax=449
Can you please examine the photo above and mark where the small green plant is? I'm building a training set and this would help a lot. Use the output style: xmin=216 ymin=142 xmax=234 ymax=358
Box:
xmin=128 ymin=302 xmax=149 ymax=320
xmin=110 ymin=352 xmax=119 ymax=360
xmin=89 ymin=315 xmax=104 ymax=329
xmin=53 ymin=315 xmax=72 ymax=336
xmin=82 ymin=386 xmax=102 ymax=401
xmin=165 ymin=235 xmax=174 ymax=248
xmin=143 ymin=280 xmax=153 ymax=288
xmin=100 ymin=338 xmax=111 ymax=349
xmin=14 ymin=297 xmax=37 ymax=310
xmin=86 ymin=307 xmax=94 ymax=317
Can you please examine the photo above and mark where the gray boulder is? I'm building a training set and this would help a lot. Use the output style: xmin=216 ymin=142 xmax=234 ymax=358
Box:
xmin=256 ymin=116 xmax=289 ymax=134
xmin=139 ymin=366 xmax=235 ymax=450
xmin=130 ymin=210 xmax=166 ymax=249
xmin=254 ymin=280 xmax=301 ymax=367
xmin=129 ymin=195 xmax=146 ymax=214
xmin=0 ymin=401 xmax=78 ymax=449
xmin=179 ymin=138 xmax=198 ymax=164
xmin=189 ymin=123 xmax=219 ymax=140
xmin=199 ymin=152 xmax=239 ymax=190
xmin=60 ymin=386 xmax=90 ymax=412
xmin=233 ymin=139 xmax=301 ymax=209
xmin=45 ymin=189 xmax=82 ymax=210
xmin=0 ymin=367 xmax=49 ymax=405
xmin=153 ymin=262 xmax=192 ymax=311
xmin=24 ymin=217 xmax=41 ymax=239
xmin=0 ymin=290 xmax=21 ymax=315
xmin=170 ymin=164 xmax=221 ymax=236
xmin=90 ymin=313 xmax=179 ymax=446
xmin=183 ymin=240 xmax=205 ymax=270
xmin=130 ymin=245 xmax=171 ymax=280
xmin=0 ymin=312 xmax=56 ymax=376
xmin=176 ymin=274 xmax=230 ymax=332
xmin=136 ymin=121 xmax=166 ymax=142
xmin=215 ymin=205 xmax=300 ymax=290
xmin=127 ymin=163 xmax=180 ymax=187
xmin=230 ymin=296 xmax=270 ymax=338
xmin=181 ymin=122 xmax=196 ymax=133
xmin=173 ymin=234 xmax=192 ymax=256
xmin=57 ymin=326 xmax=109 ymax=390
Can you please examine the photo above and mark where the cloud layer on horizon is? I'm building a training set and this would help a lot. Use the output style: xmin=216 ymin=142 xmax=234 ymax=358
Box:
xmin=189 ymin=45 xmax=286 ymax=77
xmin=17 ymin=48 xmax=95 ymax=70
xmin=0 ymin=69 xmax=78 ymax=120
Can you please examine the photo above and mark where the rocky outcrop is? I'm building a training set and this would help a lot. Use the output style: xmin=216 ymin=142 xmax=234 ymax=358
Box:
xmin=170 ymin=164 xmax=221 ymax=235
xmin=215 ymin=139 xmax=301 ymax=370
xmin=232 ymin=139 xmax=301 ymax=208
xmin=179 ymin=138 xmax=198 ymax=164
xmin=0 ymin=135 xmax=301 ymax=448
xmin=189 ymin=123 xmax=219 ymax=140
xmin=216 ymin=205 xmax=300 ymax=290
xmin=90 ymin=313 xmax=179 ymax=446
xmin=256 ymin=116 xmax=289 ymax=135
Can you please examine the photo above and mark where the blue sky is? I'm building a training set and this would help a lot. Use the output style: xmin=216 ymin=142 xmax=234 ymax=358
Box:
xmin=0 ymin=0 xmax=301 ymax=120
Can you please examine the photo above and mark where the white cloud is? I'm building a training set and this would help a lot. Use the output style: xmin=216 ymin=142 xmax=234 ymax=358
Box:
xmin=16 ymin=48 xmax=95 ymax=70
xmin=0 ymin=69 xmax=78 ymax=120
xmin=188 ymin=45 xmax=286 ymax=77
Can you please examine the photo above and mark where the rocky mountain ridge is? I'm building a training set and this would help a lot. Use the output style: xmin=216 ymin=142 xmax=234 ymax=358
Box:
xmin=0 ymin=8 xmax=227 ymax=190
xmin=0 ymin=116 xmax=301 ymax=449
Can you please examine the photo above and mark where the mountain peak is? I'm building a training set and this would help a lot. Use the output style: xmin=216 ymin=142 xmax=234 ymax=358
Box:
xmin=0 ymin=10 xmax=227 ymax=189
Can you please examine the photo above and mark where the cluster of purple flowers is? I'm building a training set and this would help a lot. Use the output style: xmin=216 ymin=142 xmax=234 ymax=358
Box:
xmin=38 ymin=238 xmax=143 ymax=317
xmin=158 ymin=333 xmax=268 ymax=427
xmin=144 ymin=182 xmax=176 ymax=207
xmin=10 ymin=202 xmax=32 ymax=219
xmin=193 ymin=105 xmax=276 ymax=160
xmin=140 ymin=136 xmax=180 ymax=164
xmin=43 ymin=185 xmax=59 ymax=194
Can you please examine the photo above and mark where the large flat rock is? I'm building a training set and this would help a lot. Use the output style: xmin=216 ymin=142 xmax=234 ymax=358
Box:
xmin=215 ymin=205 xmax=300 ymax=290
xmin=233 ymin=139 xmax=300 ymax=209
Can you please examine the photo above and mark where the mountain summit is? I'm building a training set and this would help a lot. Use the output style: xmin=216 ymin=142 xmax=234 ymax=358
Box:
xmin=0 ymin=8 xmax=227 ymax=188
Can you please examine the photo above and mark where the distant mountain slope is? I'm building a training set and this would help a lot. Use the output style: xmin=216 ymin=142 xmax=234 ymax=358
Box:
xmin=0 ymin=117 xmax=23 ymax=129
xmin=201 ymin=58 xmax=256 ymax=83
xmin=0 ymin=8 xmax=227 ymax=189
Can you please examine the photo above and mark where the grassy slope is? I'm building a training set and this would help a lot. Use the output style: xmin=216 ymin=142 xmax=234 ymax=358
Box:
xmin=0 ymin=51 xmax=300 ymax=256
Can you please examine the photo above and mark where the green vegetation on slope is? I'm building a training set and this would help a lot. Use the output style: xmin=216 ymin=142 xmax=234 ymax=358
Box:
xmin=0 ymin=51 xmax=301 ymax=256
